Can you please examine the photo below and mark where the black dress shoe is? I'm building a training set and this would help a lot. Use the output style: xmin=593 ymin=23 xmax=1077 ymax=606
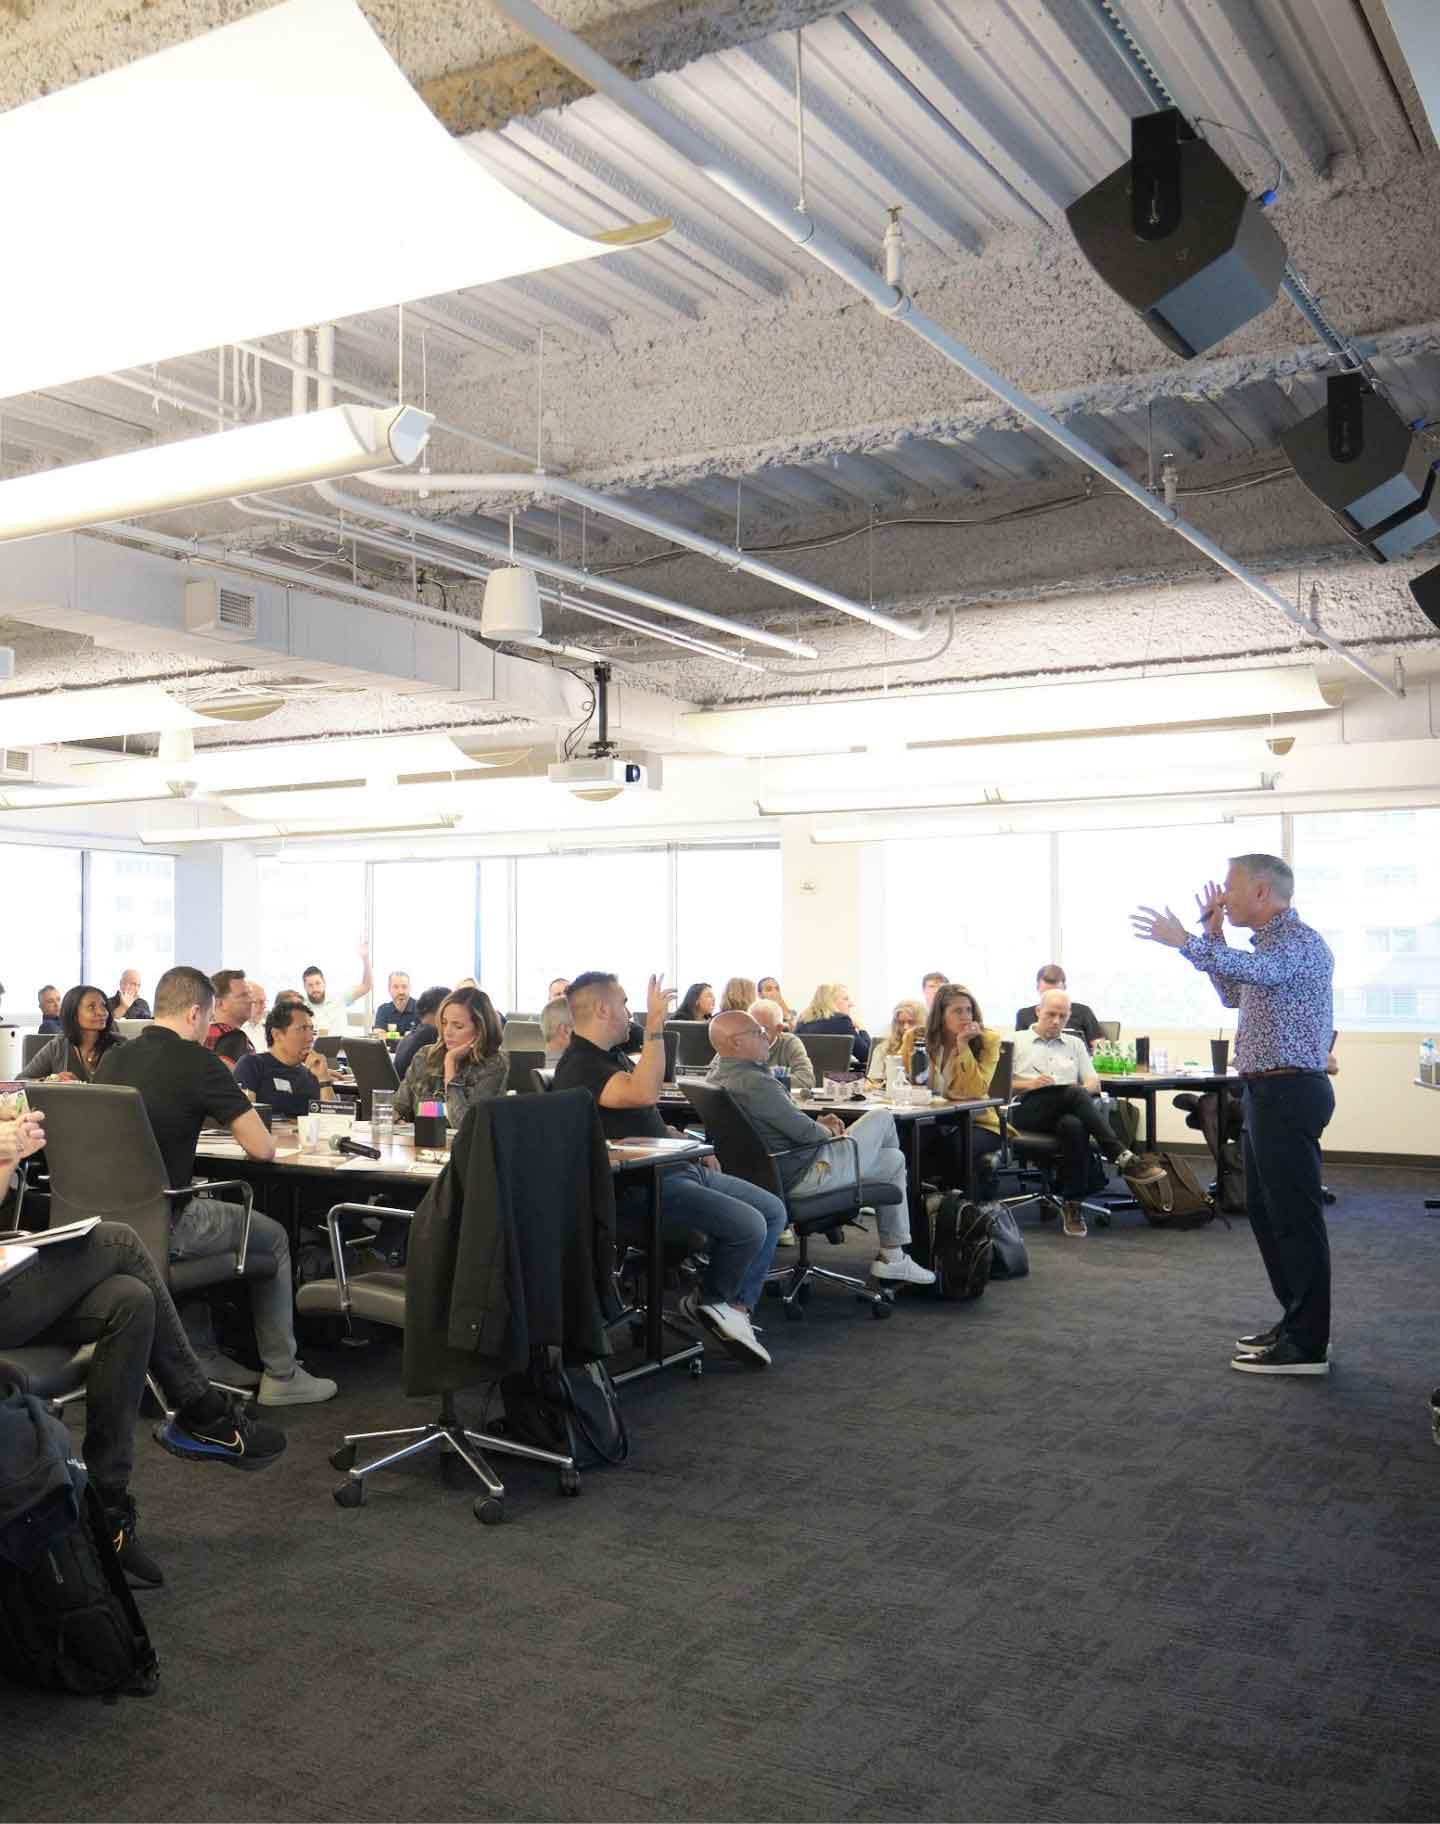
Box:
xmin=1231 ymin=1336 xmax=1330 ymax=1376
xmin=1235 ymin=1324 xmax=1282 ymax=1351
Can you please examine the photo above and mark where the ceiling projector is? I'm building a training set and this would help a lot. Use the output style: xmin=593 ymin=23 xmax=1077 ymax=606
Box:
xmin=548 ymin=756 xmax=660 ymax=802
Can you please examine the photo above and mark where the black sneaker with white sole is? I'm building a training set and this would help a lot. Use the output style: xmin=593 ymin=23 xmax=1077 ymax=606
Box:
xmin=1231 ymin=1337 xmax=1330 ymax=1376
xmin=1235 ymin=1325 xmax=1332 ymax=1359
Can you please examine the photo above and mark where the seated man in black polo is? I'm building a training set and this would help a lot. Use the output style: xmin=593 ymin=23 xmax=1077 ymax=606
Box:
xmin=374 ymin=970 xmax=420 ymax=1037
xmin=393 ymin=984 xmax=449 ymax=1078
xmin=96 ymin=963 xmax=337 ymax=1407
xmin=555 ymin=970 xmax=784 ymax=1370
xmin=234 ymin=1000 xmax=339 ymax=1117
xmin=1015 ymin=964 xmax=1102 ymax=1050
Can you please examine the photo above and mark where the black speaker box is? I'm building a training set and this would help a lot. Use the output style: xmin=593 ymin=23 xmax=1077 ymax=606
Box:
xmin=1410 ymin=563 xmax=1440 ymax=630
xmin=1067 ymin=131 xmax=1286 ymax=358
xmin=1280 ymin=380 xmax=1433 ymax=537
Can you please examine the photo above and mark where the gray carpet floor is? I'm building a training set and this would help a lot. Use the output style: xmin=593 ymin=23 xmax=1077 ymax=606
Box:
xmin=7 ymin=1163 xmax=1440 ymax=1823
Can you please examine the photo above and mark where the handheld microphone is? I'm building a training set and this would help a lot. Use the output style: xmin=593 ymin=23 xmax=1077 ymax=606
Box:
xmin=327 ymin=1135 xmax=383 ymax=1160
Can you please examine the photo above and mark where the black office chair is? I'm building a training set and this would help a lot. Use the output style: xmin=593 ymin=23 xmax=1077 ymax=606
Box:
xmin=795 ymin=1032 xmax=855 ymax=1081
xmin=531 ymin=1067 xmax=555 ymax=1094
xmin=1097 ymin=1020 xmax=1121 ymax=1043
xmin=665 ymin=1020 xmax=714 ymax=1071
xmin=0 ymin=1339 xmax=94 ymax=1413
xmin=343 ymin=1036 xmax=399 ymax=1120
xmin=21 ymin=1033 xmax=49 ymax=1069
xmin=28 ymin=1084 xmax=275 ymax=1400
xmin=682 ymin=1081 xmax=900 ymax=1320
xmin=313 ymin=1036 xmax=347 ymax=1064
xmin=500 ymin=1019 xmax=545 ymax=1053
xmin=507 ymin=1049 xmax=545 ymax=1094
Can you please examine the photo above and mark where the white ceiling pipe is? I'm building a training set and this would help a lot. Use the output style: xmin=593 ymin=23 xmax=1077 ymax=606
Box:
xmin=235 ymin=494 xmax=768 ymax=671
xmin=359 ymin=469 xmax=925 ymax=642
xmin=313 ymin=477 xmax=817 ymax=658
xmin=488 ymin=0 xmax=1402 ymax=702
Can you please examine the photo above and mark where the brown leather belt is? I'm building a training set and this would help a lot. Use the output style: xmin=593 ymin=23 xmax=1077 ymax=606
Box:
xmin=1238 ymin=1066 xmax=1310 ymax=1081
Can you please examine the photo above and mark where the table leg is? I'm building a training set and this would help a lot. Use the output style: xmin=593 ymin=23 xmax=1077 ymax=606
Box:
xmin=612 ymin=1160 xmax=703 ymax=1386
xmin=907 ymin=1117 xmax=933 ymax=1268
xmin=1143 ymin=1089 xmax=1159 ymax=1152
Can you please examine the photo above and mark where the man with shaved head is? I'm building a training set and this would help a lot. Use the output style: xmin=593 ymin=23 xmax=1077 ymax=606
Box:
xmin=707 ymin=1009 xmax=935 ymax=1287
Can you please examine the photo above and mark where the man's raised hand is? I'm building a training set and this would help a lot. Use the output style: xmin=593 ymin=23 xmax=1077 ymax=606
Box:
xmin=1130 ymin=904 xmax=1188 ymax=948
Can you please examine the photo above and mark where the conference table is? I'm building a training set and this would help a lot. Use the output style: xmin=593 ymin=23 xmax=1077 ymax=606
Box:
xmin=193 ymin=1121 xmax=706 ymax=1381
xmin=660 ymin=1079 xmax=1003 ymax=1272
xmin=1093 ymin=1070 xmax=1237 ymax=1152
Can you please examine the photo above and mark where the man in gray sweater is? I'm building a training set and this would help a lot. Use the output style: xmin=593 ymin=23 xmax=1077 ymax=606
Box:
xmin=707 ymin=1011 xmax=935 ymax=1286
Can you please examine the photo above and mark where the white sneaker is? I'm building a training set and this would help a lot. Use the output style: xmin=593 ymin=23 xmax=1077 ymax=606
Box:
xmin=257 ymin=1364 xmax=339 ymax=1406
xmin=197 ymin=1351 xmax=261 ymax=1390
xmin=871 ymin=1251 xmax=937 ymax=1286
xmin=776 ymin=1226 xmax=797 ymax=1248
xmin=680 ymin=1290 xmax=771 ymax=1368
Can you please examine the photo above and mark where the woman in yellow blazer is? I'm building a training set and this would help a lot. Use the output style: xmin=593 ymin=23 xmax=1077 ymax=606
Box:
xmin=902 ymin=982 xmax=1004 ymax=1192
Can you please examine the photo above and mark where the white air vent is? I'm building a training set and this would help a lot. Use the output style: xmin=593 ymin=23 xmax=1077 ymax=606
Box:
xmin=0 ymin=748 xmax=34 ymax=782
xmin=185 ymin=579 xmax=259 ymax=641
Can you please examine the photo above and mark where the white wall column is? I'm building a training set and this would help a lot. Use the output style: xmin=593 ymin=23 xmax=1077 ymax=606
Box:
xmin=781 ymin=825 xmax=881 ymax=1029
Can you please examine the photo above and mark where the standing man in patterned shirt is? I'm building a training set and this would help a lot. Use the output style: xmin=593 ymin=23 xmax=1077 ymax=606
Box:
xmin=1132 ymin=853 xmax=1335 ymax=1377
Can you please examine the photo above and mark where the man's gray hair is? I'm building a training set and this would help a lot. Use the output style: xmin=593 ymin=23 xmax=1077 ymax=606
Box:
xmin=1230 ymin=852 xmax=1294 ymax=903
xmin=749 ymin=997 xmax=784 ymax=1025
xmin=539 ymin=996 xmax=573 ymax=1042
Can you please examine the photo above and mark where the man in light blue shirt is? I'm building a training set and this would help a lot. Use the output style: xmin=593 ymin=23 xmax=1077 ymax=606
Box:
xmin=1011 ymin=992 xmax=1156 ymax=1236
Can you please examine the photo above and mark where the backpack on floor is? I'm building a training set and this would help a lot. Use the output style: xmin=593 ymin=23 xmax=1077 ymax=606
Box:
xmin=927 ymin=1192 xmax=993 ymax=1300
xmin=0 ymin=1394 xmax=158 ymax=1699
xmin=499 ymin=1347 xmax=629 ymax=1469
xmin=1126 ymin=1152 xmax=1216 ymax=1229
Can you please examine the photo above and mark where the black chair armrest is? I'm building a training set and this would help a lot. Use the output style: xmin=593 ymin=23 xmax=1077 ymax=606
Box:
xmin=322 ymin=1202 xmax=414 ymax=1314
xmin=166 ymin=1179 xmax=254 ymax=1274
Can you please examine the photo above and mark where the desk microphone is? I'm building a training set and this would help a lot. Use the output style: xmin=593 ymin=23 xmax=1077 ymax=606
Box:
xmin=327 ymin=1135 xmax=383 ymax=1160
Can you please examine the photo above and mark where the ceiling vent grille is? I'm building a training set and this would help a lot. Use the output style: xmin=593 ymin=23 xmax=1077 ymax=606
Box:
xmin=185 ymin=579 xmax=259 ymax=641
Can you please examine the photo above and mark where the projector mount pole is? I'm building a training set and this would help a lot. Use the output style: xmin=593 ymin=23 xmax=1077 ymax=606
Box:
xmin=590 ymin=663 xmax=614 ymax=758
xmin=491 ymin=0 xmax=1400 ymax=698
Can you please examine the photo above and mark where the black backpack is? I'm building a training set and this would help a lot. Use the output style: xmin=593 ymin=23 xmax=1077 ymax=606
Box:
xmin=499 ymin=1346 xmax=629 ymax=1470
xmin=927 ymin=1193 xmax=994 ymax=1301
xmin=0 ymin=1393 xmax=158 ymax=1700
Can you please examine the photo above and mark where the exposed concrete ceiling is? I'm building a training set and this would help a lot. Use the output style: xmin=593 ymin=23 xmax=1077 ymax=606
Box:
xmin=2 ymin=0 xmax=1440 ymax=798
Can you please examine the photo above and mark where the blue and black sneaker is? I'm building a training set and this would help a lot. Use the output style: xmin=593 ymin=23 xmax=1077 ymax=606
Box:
xmin=154 ymin=1394 xmax=286 ymax=1472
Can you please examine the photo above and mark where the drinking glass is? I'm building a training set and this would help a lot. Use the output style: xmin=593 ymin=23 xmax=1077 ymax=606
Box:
xmin=371 ymin=1089 xmax=396 ymax=1147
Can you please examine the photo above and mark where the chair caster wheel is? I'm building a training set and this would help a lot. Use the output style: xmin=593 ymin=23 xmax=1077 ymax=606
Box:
xmin=333 ymin=1478 xmax=364 ymax=1508
xmin=871 ymin=1299 xmax=893 ymax=1320
xmin=688 ymin=1358 xmax=704 ymax=1378
xmin=474 ymin=1497 xmax=506 ymax=1526
xmin=557 ymin=1468 xmax=581 ymax=1497
xmin=329 ymin=1443 xmax=357 ymax=1471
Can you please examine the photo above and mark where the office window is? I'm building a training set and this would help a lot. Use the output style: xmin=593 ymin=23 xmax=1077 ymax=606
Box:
xmin=255 ymin=860 xmax=367 ymax=1008
xmin=878 ymin=834 xmax=1052 ymax=1026
xmin=674 ymin=847 xmax=782 ymax=1000
xmin=1294 ymin=808 xmax=1440 ymax=1030
xmin=85 ymin=852 xmax=175 ymax=1002
xmin=1058 ymin=817 xmax=1283 ymax=1032
xmin=514 ymin=850 xmax=669 ymax=1016
xmin=477 ymin=860 xmax=514 ymax=1014
xmin=372 ymin=861 xmax=477 ymax=1004
xmin=0 ymin=843 xmax=83 ymax=1018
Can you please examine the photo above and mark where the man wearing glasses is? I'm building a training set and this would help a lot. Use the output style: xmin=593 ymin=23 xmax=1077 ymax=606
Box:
xmin=234 ymin=1001 xmax=338 ymax=1118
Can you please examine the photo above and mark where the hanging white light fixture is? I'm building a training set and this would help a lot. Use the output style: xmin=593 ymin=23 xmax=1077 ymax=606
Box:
xmin=0 ymin=406 xmax=433 ymax=544
xmin=481 ymin=569 xmax=544 ymax=644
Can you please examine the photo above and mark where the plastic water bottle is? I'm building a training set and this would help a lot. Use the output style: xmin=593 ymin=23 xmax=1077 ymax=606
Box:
xmin=1421 ymin=1037 xmax=1438 ymax=1086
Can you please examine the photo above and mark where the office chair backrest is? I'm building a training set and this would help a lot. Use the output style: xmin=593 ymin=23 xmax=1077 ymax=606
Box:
xmin=313 ymin=1036 xmax=346 ymax=1062
xmin=114 ymin=1018 xmax=152 ymax=1040
xmin=1097 ymin=1019 xmax=1121 ymax=1043
xmin=21 ymin=1032 xmax=48 ymax=1067
xmin=661 ymin=1026 xmax=678 ymax=1084
xmin=797 ymin=1032 xmax=853 ymax=1079
xmin=26 ymin=1084 xmax=172 ymax=1265
xmin=507 ymin=1049 xmax=545 ymax=1094
xmin=681 ymin=1082 xmax=786 ymax=1201
xmin=990 ymin=1039 xmax=1015 ymax=1105
xmin=665 ymin=1020 xmax=714 ymax=1070
xmin=500 ymin=1019 xmax=544 ymax=1053
xmin=531 ymin=1067 xmax=555 ymax=1094
xmin=343 ymin=1037 xmax=399 ymax=1118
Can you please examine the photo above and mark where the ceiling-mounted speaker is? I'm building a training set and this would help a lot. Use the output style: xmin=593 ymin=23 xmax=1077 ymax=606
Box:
xmin=1410 ymin=564 xmax=1440 ymax=631
xmin=1280 ymin=373 xmax=1440 ymax=561
xmin=1066 ymin=108 xmax=1286 ymax=358
xmin=481 ymin=567 xmax=543 ymax=643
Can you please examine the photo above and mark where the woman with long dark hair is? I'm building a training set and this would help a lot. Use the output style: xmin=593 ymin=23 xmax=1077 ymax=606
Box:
xmin=394 ymin=986 xmax=506 ymax=1126
xmin=904 ymin=982 xmax=1003 ymax=1188
xmin=20 ymin=983 xmax=126 ymax=1083
xmin=676 ymin=982 xmax=716 ymax=1023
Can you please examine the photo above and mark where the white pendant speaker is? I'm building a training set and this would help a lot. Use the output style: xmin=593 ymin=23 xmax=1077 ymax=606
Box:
xmin=481 ymin=567 xmax=543 ymax=643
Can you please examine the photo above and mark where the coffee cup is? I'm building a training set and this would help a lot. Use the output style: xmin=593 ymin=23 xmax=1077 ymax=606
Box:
xmin=1210 ymin=1038 xmax=1230 ymax=1074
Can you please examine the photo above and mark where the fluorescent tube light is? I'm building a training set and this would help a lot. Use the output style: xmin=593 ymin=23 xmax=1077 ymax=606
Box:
xmin=141 ymin=817 xmax=458 ymax=846
xmin=0 ymin=0 xmax=667 ymax=400
xmin=0 ymin=406 xmax=433 ymax=544
xmin=70 ymin=732 xmax=498 ymax=796
xmin=808 ymin=794 xmax=1271 ymax=842
xmin=685 ymin=669 xmax=1338 ymax=757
